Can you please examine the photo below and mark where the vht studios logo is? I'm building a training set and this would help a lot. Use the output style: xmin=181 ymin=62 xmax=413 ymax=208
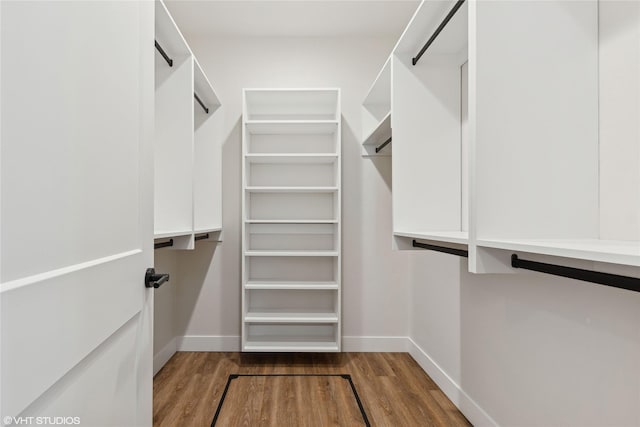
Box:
xmin=3 ymin=416 xmax=81 ymax=425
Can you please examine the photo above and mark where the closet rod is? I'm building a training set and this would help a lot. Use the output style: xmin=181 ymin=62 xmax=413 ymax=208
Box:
xmin=194 ymin=93 xmax=209 ymax=114
xmin=375 ymin=137 xmax=392 ymax=153
xmin=412 ymin=0 xmax=466 ymax=66
xmin=195 ymin=233 xmax=210 ymax=241
xmin=154 ymin=239 xmax=174 ymax=250
xmin=412 ymin=239 xmax=469 ymax=258
xmin=511 ymin=254 xmax=640 ymax=293
xmin=154 ymin=40 xmax=173 ymax=67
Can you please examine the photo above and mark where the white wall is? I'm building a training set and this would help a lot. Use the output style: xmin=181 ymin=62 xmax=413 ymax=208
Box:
xmin=155 ymin=35 xmax=411 ymax=352
xmin=409 ymin=2 xmax=640 ymax=425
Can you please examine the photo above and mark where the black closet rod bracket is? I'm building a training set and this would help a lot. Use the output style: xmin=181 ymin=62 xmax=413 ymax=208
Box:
xmin=194 ymin=93 xmax=209 ymax=114
xmin=154 ymin=40 xmax=173 ymax=67
xmin=375 ymin=137 xmax=392 ymax=154
xmin=511 ymin=254 xmax=640 ymax=293
xmin=412 ymin=0 xmax=466 ymax=66
xmin=412 ymin=239 xmax=469 ymax=258
xmin=154 ymin=239 xmax=174 ymax=250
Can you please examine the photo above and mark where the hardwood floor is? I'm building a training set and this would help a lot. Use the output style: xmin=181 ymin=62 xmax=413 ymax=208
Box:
xmin=153 ymin=352 xmax=471 ymax=427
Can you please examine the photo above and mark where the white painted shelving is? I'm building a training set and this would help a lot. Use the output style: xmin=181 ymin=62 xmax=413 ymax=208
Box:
xmin=154 ymin=0 xmax=222 ymax=249
xmin=392 ymin=0 xmax=469 ymax=252
xmin=242 ymin=88 xmax=342 ymax=352
xmin=388 ymin=0 xmax=639 ymax=272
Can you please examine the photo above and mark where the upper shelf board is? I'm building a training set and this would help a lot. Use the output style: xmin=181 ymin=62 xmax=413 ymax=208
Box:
xmin=393 ymin=0 xmax=468 ymax=60
xmin=477 ymin=238 xmax=640 ymax=267
xmin=155 ymin=0 xmax=191 ymax=60
xmin=193 ymin=58 xmax=221 ymax=115
xmin=244 ymin=88 xmax=340 ymax=121
xmin=363 ymin=57 xmax=391 ymax=109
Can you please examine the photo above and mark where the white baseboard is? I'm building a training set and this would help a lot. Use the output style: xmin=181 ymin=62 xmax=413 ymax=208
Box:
xmin=407 ymin=338 xmax=498 ymax=427
xmin=342 ymin=335 xmax=410 ymax=352
xmin=177 ymin=335 xmax=241 ymax=352
xmin=153 ymin=337 xmax=177 ymax=376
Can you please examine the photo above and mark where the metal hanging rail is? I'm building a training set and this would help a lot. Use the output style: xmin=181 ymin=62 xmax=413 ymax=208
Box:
xmin=412 ymin=239 xmax=468 ymax=258
xmin=154 ymin=239 xmax=174 ymax=250
xmin=194 ymin=93 xmax=209 ymax=114
xmin=511 ymin=254 xmax=640 ymax=293
xmin=195 ymin=233 xmax=210 ymax=241
xmin=154 ymin=40 xmax=173 ymax=67
xmin=412 ymin=0 xmax=466 ymax=66
xmin=375 ymin=137 xmax=392 ymax=154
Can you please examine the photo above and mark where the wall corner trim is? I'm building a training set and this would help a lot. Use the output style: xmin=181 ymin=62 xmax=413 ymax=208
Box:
xmin=153 ymin=336 xmax=178 ymax=376
xmin=407 ymin=337 xmax=499 ymax=427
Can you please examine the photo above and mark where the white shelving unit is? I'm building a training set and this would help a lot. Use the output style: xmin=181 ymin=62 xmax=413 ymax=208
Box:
xmin=469 ymin=0 xmax=637 ymax=271
xmin=154 ymin=0 xmax=222 ymax=249
xmin=242 ymin=88 xmax=341 ymax=352
xmin=392 ymin=0 xmax=469 ymax=251
xmin=361 ymin=58 xmax=392 ymax=157
xmin=388 ymin=0 xmax=639 ymax=273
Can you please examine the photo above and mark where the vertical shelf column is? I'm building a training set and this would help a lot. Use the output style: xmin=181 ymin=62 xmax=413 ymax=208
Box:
xmin=242 ymin=89 xmax=342 ymax=352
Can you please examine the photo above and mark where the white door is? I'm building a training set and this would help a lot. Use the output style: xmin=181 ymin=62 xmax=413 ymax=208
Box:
xmin=1 ymin=1 xmax=154 ymax=426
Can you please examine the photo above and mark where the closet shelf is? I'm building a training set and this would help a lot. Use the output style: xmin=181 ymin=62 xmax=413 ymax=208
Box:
xmin=362 ymin=112 xmax=391 ymax=146
xmin=245 ymin=121 xmax=338 ymax=135
xmin=245 ymin=280 xmax=339 ymax=290
xmin=394 ymin=230 xmax=469 ymax=245
xmin=245 ymin=250 xmax=339 ymax=257
xmin=193 ymin=226 xmax=222 ymax=234
xmin=245 ymin=154 xmax=338 ymax=164
xmin=243 ymin=338 xmax=339 ymax=353
xmin=363 ymin=56 xmax=391 ymax=108
xmin=154 ymin=230 xmax=193 ymax=239
xmin=245 ymin=186 xmax=338 ymax=193
xmin=245 ymin=219 xmax=338 ymax=224
xmin=245 ymin=310 xmax=339 ymax=323
xmin=476 ymin=238 xmax=640 ymax=267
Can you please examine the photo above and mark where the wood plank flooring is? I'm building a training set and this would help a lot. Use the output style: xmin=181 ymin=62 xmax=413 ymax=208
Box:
xmin=153 ymin=352 xmax=471 ymax=427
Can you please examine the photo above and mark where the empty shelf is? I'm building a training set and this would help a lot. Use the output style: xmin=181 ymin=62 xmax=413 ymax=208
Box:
xmin=245 ymin=311 xmax=339 ymax=323
xmin=394 ymin=230 xmax=469 ymax=245
xmin=477 ymin=238 xmax=640 ymax=267
xmin=246 ymin=154 xmax=338 ymax=164
xmin=245 ymin=280 xmax=339 ymax=290
xmin=245 ymin=250 xmax=339 ymax=257
xmin=245 ymin=186 xmax=338 ymax=193
xmin=243 ymin=338 xmax=339 ymax=353
xmin=246 ymin=219 xmax=338 ymax=224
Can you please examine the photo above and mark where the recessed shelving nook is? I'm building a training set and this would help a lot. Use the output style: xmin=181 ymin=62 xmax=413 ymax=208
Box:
xmin=154 ymin=0 xmax=222 ymax=250
xmin=242 ymin=88 xmax=342 ymax=352
xmin=391 ymin=0 xmax=469 ymax=252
